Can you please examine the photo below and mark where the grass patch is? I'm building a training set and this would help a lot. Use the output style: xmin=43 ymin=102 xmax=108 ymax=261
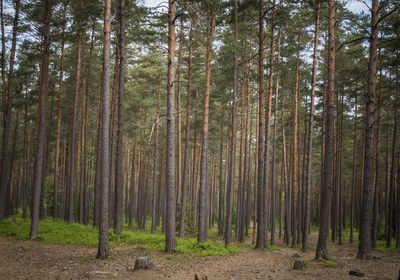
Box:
xmin=0 ymin=217 xmax=239 ymax=257
xmin=323 ymin=260 xmax=337 ymax=268
xmin=304 ymin=258 xmax=311 ymax=268
xmin=268 ymin=245 xmax=281 ymax=250
xmin=373 ymin=239 xmax=400 ymax=252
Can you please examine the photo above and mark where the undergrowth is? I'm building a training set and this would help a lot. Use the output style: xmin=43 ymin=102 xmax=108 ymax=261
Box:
xmin=0 ymin=217 xmax=239 ymax=257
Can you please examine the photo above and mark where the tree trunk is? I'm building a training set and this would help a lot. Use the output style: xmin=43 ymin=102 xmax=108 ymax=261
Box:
xmin=316 ymin=0 xmax=335 ymax=260
xmin=357 ymin=0 xmax=378 ymax=260
xmin=199 ymin=5 xmax=216 ymax=243
xmin=302 ymin=3 xmax=320 ymax=251
xmin=255 ymin=0 xmax=266 ymax=249
xmin=151 ymin=88 xmax=160 ymax=234
xmin=114 ymin=0 xmax=126 ymax=236
xmin=165 ymin=0 xmax=177 ymax=252
xmin=30 ymin=0 xmax=51 ymax=239
xmin=97 ymin=0 xmax=112 ymax=259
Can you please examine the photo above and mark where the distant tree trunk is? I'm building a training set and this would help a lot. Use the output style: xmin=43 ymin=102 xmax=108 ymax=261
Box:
xmin=199 ymin=5 xmax=216 ymax=243
xmin=255 ymin=0 xmax=266 ymax=249
xmin=218 ymin=123 xmax=224 ymax=236
xmin=357 ymin=0 xmax=378 ymax=260
xmin=94 ymin=89 xmax=102 ymax=227
xmin=128 ymin=139 xmax=136 ymax=227
xmin=302 ymin=3 xmax=320 ymax=252
xmin=53 ymin=4 xmax=67 ymax=220
xmin=22 ymin=103 xmax=30 ymax=219
xmin=68 ymin=0 xmax=84 ymax=224
xmin=316 ymin=0 xmax=335 ymax=260
xmin=165 ymin=0 xmax=177 ymax=252
xmin=291 ymin=33 xmax=301 ymax=248
xmin=180 ymin=18 xmax=193 ymax=239
xmin=97 ymin=0 xmax=112 ymax=259
xmin=30 ymin=0 xmax=51 ymax=239
xmin=0 ymin=0 xmax=20 ymax=219
xmin=282 ymin=100 xmax=290 ymax=245
xmin=372 ymin=52 xmax=382 ymax=249
xmin=350 ymin=101 xmax=357 ymax=243
xmin=151 ymin=89 xmax=160 ymax=234
xmin=176 ymin=19 xmax=184 ymax=208
xmin=263 ymin=0 xmax=276 ymax=247
xmin=270 ymin=26 xmax=281 ymax=246
xmin=114 ymin=0 xmax=126 ymax=236
xmin=224 ymin=0 xmax=238 ymax=246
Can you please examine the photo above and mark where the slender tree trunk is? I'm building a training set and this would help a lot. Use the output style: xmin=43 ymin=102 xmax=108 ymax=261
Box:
xmin=151 ymin=89 xmax=160 ymax=234
xmin=0 ymin=0 xmax=20 ymax=219
xmin=176 ymin=19 xmax=183 ymax=207
xmin=302 ymin=3 xmax=320 ymax=251
xmin=97 ymin=0 xmax=112 ymax=259
xmin=357 ymin=0 xmax=378 ymax=260
xmin=199 ymin=5 xmax=216 ymax=243
xmin=53 ymin=4 xmax=67 ymax=220
xmin=30 ymin=0 xmax=51 ymax=239
xmin=114 ymin=0 xmax=126 ymax=236
xmin=68 ymin=0 xmax=84 ymax=223
xmin=165 ymin=0 xmax=177 ymax=252
xmin=255 ymin=0 xmax=266 ymax=249
xmin=350 ymin=101 xmax=357 ymax=243
xmin=316 ymin=0 xmax=335 ymax=260
xmin=180 ymin=18 xmax=193 ymax=239
xmin=224 ymin=0 xmax=238 ymax=246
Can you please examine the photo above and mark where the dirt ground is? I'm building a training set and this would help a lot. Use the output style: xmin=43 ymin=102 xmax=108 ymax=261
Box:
xmin=0 ymin=232 xmax=399 ymax=280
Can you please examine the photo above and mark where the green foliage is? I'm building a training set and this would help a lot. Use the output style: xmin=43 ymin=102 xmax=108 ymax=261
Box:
xmin=303 ymin=258 xmax=311 ymax=268
xmin=323 ymin=260 xmax=337 ymax=268
xmin=267 ymin=245 xmax=281 ymax=250
xmin=0 ymin=217 xmax=239 ymax=257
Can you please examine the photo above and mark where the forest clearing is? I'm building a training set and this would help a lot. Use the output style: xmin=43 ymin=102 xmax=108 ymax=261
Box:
xmin=1 ymin=217 xmax=399 ymax=280
xmin=0 ymin=0 xmax=400 ymax=278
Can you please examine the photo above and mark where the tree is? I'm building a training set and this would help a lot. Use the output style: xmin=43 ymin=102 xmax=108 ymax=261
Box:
xmin=357 ymin=0 xmax=378 ymax=260
xmin=30 ymin=0 xmax=52 ymax=239
xmin=316 ymin=0 xmax=335 ymax=260
xmin=165 ymin=0 xmax=177 ymax=252
xmin=97 ymin=0 xmax=112 ymax=259
xmin=114 ymin=0 xmax=126 ymax=236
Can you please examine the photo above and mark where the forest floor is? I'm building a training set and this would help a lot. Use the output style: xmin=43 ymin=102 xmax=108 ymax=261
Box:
xmin=0 ymin=231 xmax=399 ymax=280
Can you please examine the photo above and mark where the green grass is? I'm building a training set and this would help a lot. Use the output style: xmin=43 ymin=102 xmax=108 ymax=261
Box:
xmin=268 ymin=245 xmax=281 ymax=250
xmin=303 ymin=258 xmax=311 ymax=268
xmin=0 ymin=217 xmax=239 ymax=257
xmin=373 ymin=238 xmax=400 ymax=252
xmin=323 ymin=260 xmax=337 ymax=268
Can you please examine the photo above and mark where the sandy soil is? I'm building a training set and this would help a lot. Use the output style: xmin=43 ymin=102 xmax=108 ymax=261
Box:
xmin=0 ymin=232 xmax=399 ymax=280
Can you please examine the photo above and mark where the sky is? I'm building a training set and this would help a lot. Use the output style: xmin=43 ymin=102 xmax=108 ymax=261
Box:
xmin=143 ymin=0 xmax=370 ymax=14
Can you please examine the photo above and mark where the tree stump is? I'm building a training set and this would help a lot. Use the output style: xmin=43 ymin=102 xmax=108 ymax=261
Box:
xmin=293 ymin=258 xmax=306 ymax=270
xmin=134 ymin=256 xmax=154 ymax=270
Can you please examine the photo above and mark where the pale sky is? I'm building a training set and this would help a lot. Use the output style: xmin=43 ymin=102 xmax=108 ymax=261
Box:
xmin=143 ymin=0 xmax=369 ymax=14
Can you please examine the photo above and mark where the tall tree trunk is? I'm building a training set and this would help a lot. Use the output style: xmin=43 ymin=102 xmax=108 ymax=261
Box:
xmin=97 ymin=0 xmax=112 ymax=259
xmin=225 ymin=0 xmax=238 ymax=246
xmin=114 ymin=0 xmax=126 ymax=236
xmin=53 ymin=3 xmax=67 ymax=220
xmin=151 ymin=88 xmax=160 ymax=234
xmin=0 ymin=0 xmax=20 ymax=219
xmin=165 ymin=0 xmax=177 ymax=252
xmin=176 ymin=19 xmax=183 ymax=207
xmin=302 ymin=3 xmax=320 ymax=252
xmin=255 ymin=0 xmax=266 ymax=249
xmin=270 ymin=27 xmax=281 ymax=246
xmin=357 ymin=0 xmax=378 ymax=260
xmin=316 ymin=0 xmax=335 ymax=260
xmin=180 ymin=18 xmax=193 ymax=239
xmin=199 ymin=5 xmax=216 ymax=243
xmin=263 ymin=0 xmax=276 ymax=247
xmin=68 ymin=0 xmax=84 ymax=223
xmin=30 ymin=0 xmax=51 ymax=239
xmin=350 ymin=101 xmax=357 ymax=243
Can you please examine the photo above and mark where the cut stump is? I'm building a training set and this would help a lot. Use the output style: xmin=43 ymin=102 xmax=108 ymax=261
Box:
xmin=134 ymin=256 xmax=154 ymax=270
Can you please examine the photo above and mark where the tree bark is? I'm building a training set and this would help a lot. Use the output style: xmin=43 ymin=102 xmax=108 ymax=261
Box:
xmin=316 ymin=0 xmax=335 ymax=260
xmin=357 ymin=0 xmax=378 ymax=260
xmin=30 ymin=0 xmax=51 ymax=239
xmin=165 ymin=0 xmax=177 ymax=252
xmin=114 ymin=0 xmax=126 ymax=236
xmin=97 ymin=0 xmax=112 ymax=259
xmin=199 ymin=5 xmax=216 ymax=243
xmin=302 ymin=3 xmax=320 ymax=251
